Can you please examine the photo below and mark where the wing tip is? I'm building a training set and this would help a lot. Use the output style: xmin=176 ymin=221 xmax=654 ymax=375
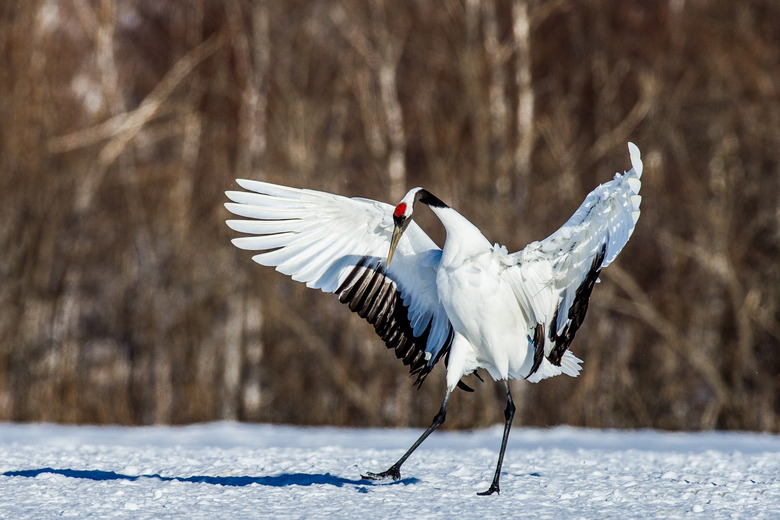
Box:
xmin=225 ymin=219 xmax=243 ymax=232
xmin=230 ymin=237 xmax=249 ymax=249
xmin=235 ymin=178 xmax=259 ymax=191
xmin=230 ymin=237 xmax=258 ymax=250
xmin=627 ymin=142 xmax=643 ymax=178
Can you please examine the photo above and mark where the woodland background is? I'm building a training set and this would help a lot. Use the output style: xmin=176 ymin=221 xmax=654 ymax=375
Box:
xmin=1 ymin=0 xmax=779 ymax=432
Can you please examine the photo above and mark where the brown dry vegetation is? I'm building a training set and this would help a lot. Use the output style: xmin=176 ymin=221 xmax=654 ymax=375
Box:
xmin=1 ymin=0 xmax=778 ymax=431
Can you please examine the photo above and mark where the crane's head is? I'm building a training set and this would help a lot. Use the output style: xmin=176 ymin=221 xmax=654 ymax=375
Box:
xmin=388 ymin=187 xmax=447 ymax=266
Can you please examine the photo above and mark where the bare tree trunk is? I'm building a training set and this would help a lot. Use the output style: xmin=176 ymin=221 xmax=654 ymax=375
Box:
xmin=464 ymin=0 xmax=489 ymax=194
xmin=378 ymin=60 xmax=406 ymax=201
xmin=371 ymin=1 xmax=407 ymax=201
xmin=512 ymin=0 xmax=534 ymax=217
xmin=222 ymin=0 xmax=270 ymax=420
xmin=483 ymin=0 xmax=510 ymax=201
xmin=227 ymin=0 xmax=269 ymax=178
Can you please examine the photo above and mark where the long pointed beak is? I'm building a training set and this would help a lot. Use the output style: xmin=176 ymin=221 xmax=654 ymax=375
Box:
xmin=387 ymin=225 xmax=403 ymax=266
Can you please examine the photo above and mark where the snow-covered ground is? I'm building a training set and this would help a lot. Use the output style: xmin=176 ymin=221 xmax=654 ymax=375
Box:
xmin=0 ymin=422 xmax=778 ymax=519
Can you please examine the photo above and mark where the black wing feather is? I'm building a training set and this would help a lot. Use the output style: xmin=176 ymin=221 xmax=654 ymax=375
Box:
xmin=336 ymin=256 xmax=454 ymax=387
xmin=547 ymin=243 xmax=607 ymax=366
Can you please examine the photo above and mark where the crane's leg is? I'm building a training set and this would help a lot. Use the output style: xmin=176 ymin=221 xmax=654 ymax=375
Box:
xmin=477 ymin=380 xmax=515 ymax=496
xmin=362 ymin=390 xmax=451 ymax=481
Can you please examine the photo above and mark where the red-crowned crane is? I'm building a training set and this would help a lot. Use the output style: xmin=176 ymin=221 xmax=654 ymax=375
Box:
xmin=225 ymin=143 xmax=643 ymax=495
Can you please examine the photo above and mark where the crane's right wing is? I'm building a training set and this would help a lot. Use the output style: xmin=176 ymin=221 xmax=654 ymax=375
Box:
xmin=503 ymin=143 xmax=643 ymax=382
xmin=225 ymin=180 xmax=454 ymax=387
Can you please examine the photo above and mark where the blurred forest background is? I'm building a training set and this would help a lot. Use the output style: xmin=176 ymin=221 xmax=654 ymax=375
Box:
xmin=1 ymin=0 xmax=779 ymax=432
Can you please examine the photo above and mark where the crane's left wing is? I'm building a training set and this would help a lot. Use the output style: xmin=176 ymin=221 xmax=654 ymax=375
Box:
xmin=503 ymin=142 xmax=643 ymax=382
xmin=225 ymin=180 xmax=453 ymax=386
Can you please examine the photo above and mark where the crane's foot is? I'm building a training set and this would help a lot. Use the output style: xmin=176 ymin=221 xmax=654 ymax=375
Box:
xmin=477 ymin=483 xmax=500 ymax=496
xmin=361 ymin=465 xmax=401 ymax=481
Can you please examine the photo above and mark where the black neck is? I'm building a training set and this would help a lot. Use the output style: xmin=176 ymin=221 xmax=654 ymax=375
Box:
xmin=416 ymin=189 xmax=448 ymax=209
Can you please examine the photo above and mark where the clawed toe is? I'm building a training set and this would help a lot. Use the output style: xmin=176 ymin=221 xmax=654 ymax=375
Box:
xmin=477 ymin=484 xmax=500 ymax=496
xmin=361 ymin=467 xmax=401 ymax=481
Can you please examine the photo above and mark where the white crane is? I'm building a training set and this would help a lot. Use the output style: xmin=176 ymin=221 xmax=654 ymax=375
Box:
xmin=225 ymin=142 xmax=643 ymax=495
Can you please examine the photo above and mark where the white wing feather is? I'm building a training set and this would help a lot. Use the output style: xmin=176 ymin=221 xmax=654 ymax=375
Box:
xmin=506 ymin=142 xmax=643 ymax=382
xmin=225 ymin=180 xmax=453 ymax=371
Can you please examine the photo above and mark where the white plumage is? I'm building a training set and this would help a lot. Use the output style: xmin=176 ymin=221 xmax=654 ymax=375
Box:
xmin=225 ymin=142 xmax=643 ymax=495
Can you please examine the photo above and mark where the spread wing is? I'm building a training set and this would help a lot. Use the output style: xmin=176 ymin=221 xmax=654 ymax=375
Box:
xmin=505 ymin=142 xmax=643 ymax=382
xmin=225 ymin=180 xmax=454 ymax=386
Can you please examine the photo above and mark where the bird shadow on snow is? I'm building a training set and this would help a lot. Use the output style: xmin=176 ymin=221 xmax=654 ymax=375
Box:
xmin=2 ymin=468 xmax=418 ymax=490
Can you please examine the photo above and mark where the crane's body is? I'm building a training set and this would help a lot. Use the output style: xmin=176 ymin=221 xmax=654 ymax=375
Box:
xmin=225 ymin=143 xmax=644 ymax=495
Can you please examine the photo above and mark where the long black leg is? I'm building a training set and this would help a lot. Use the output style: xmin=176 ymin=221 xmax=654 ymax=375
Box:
xmin=477 ymin=381 xmax=515 ymax=496
xmin=362 ymin=390 xmax=451 ymax=481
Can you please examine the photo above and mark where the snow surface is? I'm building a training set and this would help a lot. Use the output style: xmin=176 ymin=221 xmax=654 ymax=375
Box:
xmin=1 ymin=422 xmax=778 ymax=519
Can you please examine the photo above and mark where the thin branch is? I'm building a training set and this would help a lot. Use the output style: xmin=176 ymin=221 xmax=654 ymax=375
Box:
xmin=49 ymin=30 xmax=227 ymax=162
xmin=587 ymin=70 xmax=659 ymax=165
xmin=267 ymin=299 xmax=383 ymax=423
xmin=600 ymin=264 xmax=731 ymax=409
